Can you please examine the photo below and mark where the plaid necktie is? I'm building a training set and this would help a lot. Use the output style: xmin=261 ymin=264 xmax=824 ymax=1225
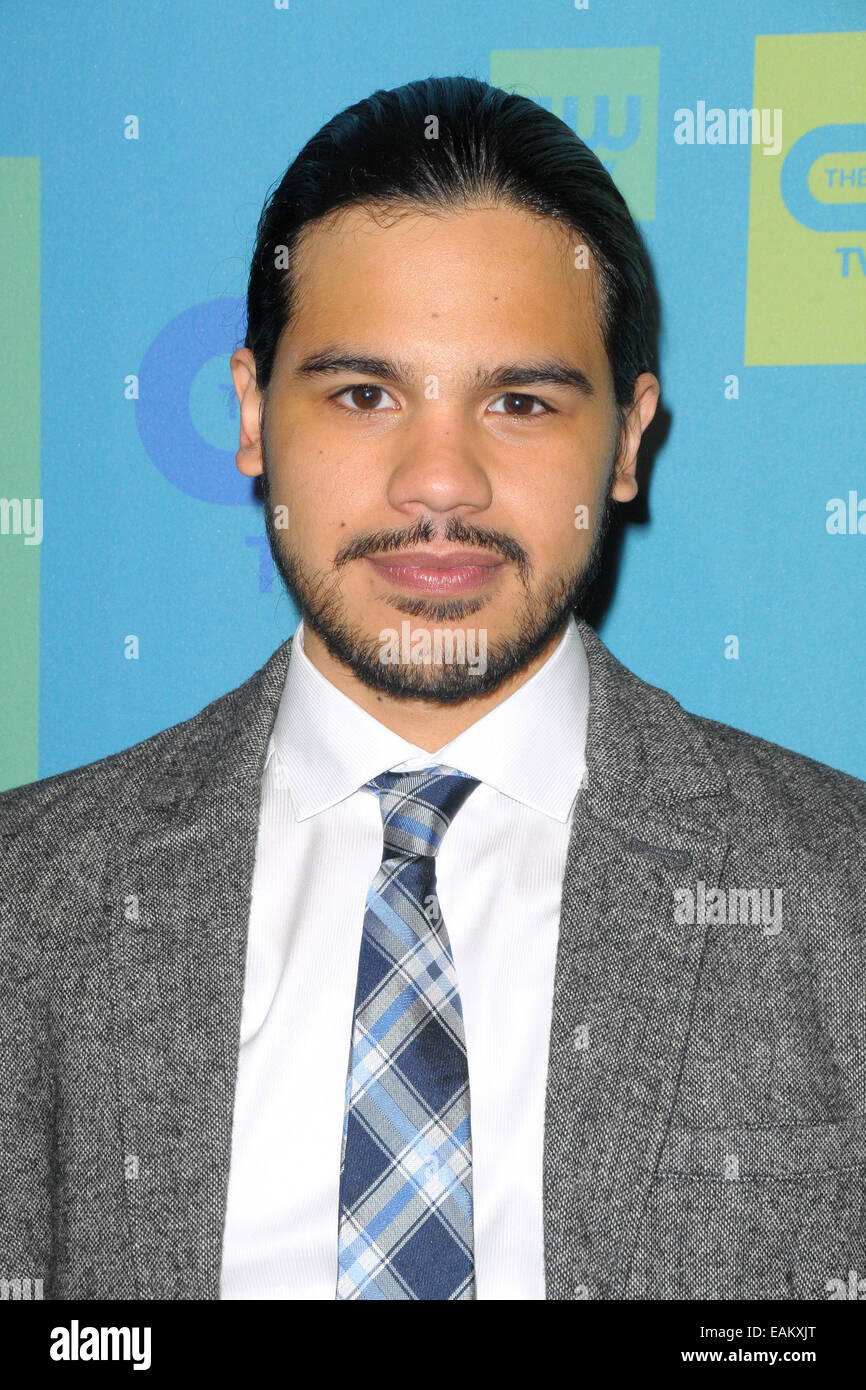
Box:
xmin=336 ymin=763 xmax=481 ymax=1300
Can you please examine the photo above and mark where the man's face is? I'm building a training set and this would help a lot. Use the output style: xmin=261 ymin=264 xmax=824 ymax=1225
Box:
xmin=233 ymin=202 xmax=657 ymax=701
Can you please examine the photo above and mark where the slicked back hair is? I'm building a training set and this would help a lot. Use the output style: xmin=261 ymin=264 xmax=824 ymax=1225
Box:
xmin=244 ymin=74 xmax=658 ymax=417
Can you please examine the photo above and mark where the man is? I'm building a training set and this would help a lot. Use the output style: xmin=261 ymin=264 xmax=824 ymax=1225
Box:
xmin=1 ymin=75 xmax=864 ymax=1303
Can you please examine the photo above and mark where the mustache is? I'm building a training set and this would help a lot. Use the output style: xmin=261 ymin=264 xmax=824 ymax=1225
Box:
xmin=333 ymin=519 xmax=529 ymax=575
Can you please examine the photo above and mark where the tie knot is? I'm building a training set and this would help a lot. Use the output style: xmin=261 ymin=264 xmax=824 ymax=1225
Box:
xmin=365 ymin=763 xmax=480 ymax=859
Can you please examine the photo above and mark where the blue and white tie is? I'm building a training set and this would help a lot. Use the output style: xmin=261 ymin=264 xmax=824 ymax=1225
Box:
xmin=336 ymin=764 xmax=480 ymax=1300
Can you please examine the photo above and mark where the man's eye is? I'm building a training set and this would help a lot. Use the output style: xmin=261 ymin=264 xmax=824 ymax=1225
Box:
xmin=487 ymin=392 xmax=551 ymax=416
xmin=332 ymin=384 xmax=398 ymax=412
xmin=330 ymin=385 xmax=553 ymax=416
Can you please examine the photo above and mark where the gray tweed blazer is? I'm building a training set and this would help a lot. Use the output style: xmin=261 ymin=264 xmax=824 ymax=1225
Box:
xmin=1 ymin=620 xmax=864 ymax=1301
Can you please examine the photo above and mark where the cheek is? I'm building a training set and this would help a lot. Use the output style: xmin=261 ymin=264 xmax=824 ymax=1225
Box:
xmin=279 ymin=461 xmax=374 ymax=563
xmin=267 ymin=414 xmax=349 ymax=508
xmin=512 ymin=446 xmax=603 ymax=543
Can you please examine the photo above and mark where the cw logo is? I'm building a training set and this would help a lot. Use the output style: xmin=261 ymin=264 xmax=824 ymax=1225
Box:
xmin=745 ymin=32 xmax=866 ymax=365
xmin=490 ymin=47 xmax=659 ymax=221
xmin=135 ymin=297 xmax=251 ymax=504
xmin=780 ymin=123 xmax=866 ymax=232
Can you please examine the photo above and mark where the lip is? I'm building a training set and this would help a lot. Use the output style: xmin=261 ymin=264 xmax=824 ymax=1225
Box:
xmin=365 ymin=549 xmax=507 ymax=594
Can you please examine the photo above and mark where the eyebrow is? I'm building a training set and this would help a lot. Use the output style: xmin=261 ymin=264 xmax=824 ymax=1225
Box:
xmin=292 ymin=348 xmax=596 ymax=398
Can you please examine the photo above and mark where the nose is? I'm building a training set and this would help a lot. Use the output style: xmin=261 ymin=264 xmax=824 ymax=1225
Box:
xmin=385 ymin=413 xmax=493 ymax=518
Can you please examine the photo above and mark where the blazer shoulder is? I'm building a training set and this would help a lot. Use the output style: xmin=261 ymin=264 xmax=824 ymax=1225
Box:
xmin=0 ymin=640 xmax=291 ymax=842
xmin=684 ymin=706 xmax=866 ymax=833
xmin=578 ymin=621 xmax=864 ymax=837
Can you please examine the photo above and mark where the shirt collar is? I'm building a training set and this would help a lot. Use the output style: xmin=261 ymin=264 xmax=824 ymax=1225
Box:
xmin=266 ymin=613 xmax=589 ymax=823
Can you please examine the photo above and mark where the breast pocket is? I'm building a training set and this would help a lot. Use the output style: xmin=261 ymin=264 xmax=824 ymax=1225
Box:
xmin=625 ymin=1114 xmax=866 ymax=1300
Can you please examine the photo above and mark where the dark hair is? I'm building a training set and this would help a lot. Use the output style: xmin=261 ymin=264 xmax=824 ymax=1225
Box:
xmin=244 ymin=75 xmax=657 ymax=414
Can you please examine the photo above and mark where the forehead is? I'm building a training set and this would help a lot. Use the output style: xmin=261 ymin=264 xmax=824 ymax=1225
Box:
xmin=280 ymin=201 xmax=609 ymax=372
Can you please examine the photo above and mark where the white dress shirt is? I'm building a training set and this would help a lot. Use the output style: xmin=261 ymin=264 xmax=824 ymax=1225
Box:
xmin=219 ymin=613 xmax=590 ymax=1299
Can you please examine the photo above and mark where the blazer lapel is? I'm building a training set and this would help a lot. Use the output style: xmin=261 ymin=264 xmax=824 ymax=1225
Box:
xmin=106 ymin=637 xmax=294 ymax=1299
xmin=543 ymin=621 xmax=731 ymax=1299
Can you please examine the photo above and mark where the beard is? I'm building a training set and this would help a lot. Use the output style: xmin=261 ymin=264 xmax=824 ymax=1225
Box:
xmin=260 ymin=449 xmax=614 ymax=704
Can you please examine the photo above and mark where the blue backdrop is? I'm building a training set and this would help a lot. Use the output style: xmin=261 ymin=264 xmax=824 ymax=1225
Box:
xmin=1 ymin=0 xmax=863 ymax=791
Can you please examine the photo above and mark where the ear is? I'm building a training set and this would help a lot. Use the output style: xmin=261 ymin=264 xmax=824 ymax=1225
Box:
xmin=609 ymin=372 xmax=660 ymax=503
xmin=230 ymin=347 xmax=265 ymax=478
